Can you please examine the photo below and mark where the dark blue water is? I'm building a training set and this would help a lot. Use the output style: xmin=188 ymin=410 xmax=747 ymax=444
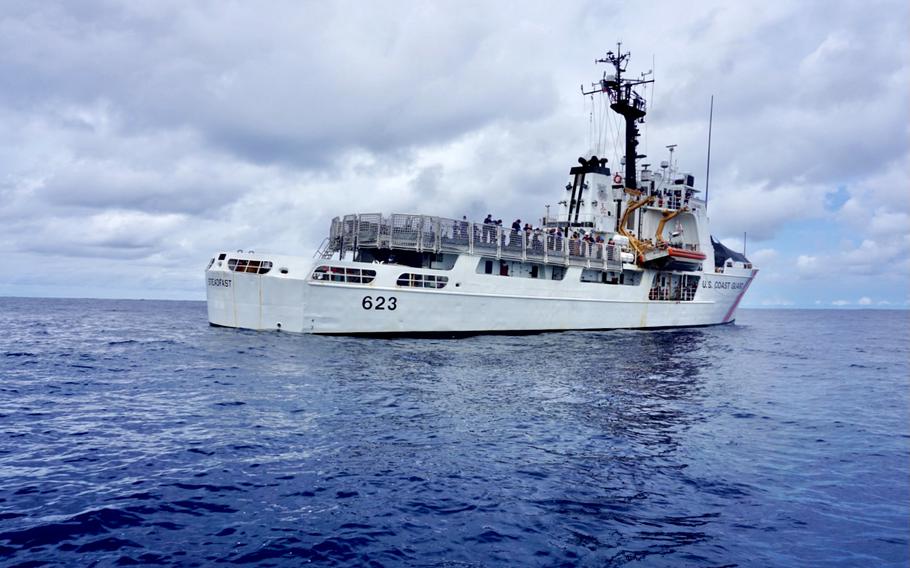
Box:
xmin=0 ymin=298 xmax=907 ymax=567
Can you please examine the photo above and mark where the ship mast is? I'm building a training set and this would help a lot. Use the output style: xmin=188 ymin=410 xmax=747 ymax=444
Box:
xmin=583 ymin=43 xmax=653 ymax=190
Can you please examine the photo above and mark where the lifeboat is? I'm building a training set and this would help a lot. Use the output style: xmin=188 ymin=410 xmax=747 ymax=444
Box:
xmin=641 ymin=245 xmax=706 ymax=271
xmin=667 ymin=247 xmax=706 ymax=261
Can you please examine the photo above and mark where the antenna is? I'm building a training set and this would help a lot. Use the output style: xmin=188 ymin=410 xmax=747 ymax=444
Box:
xmin=705 ymin=95 xmax=714 ymax=208
xmin=645 ymin=53 xmax=655 ymax=156
xmin=582 ymin=43 xmax=653 ymax=190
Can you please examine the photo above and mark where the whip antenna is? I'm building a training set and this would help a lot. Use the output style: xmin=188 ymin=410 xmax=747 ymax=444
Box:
xmin=705 ymin=95 xmax=714 ymax=208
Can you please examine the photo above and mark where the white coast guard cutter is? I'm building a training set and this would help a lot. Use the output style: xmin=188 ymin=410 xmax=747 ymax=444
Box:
xmin=206 ymin=47 xmax=757 ymax=335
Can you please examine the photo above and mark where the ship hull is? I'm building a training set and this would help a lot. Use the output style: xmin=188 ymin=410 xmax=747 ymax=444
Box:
xmin=205 ymin=253 xmax=757 ymax=335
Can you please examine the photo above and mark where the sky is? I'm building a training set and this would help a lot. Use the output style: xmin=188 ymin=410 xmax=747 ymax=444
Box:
xmin=1 ymin=0 xmax=908 ymax=308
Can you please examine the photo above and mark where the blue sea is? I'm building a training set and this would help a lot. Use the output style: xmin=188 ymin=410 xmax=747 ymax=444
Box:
xmin=0 ymin=297 xmax=907 ymax=567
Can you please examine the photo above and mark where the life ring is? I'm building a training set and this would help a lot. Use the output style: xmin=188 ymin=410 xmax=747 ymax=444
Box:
xmin=613 ymin=174 xmax=622 ymax=185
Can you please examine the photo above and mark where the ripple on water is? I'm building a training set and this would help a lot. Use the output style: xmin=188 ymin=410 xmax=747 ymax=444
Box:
xmin=0 ymin=299 xmax=907 ymax=566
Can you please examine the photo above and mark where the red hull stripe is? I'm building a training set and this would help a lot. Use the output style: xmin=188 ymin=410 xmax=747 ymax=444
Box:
xmin=723 ymin=269 xmax=759 ymax=323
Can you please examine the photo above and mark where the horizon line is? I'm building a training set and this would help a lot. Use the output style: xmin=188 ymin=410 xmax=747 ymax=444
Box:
xmin=1 ymin=294 xmax=906 ymax=310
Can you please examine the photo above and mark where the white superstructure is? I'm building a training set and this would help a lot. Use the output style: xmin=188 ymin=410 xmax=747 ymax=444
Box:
xmin=205 ymin=46 xmax=757 ymax=335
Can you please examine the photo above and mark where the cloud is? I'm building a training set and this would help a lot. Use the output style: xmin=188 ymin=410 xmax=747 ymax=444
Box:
xmin=0 ymin=0 xmax=907 ymax=303
xmin=709 ymin=181 xmax=832 ymax=240
xmin=749 ymin=248 xmax=778 ymax=265
xmin=0 ymin=2 xmax=564 ymax=167
xmin=858 ymin=297 xmax=872 ymax=305
xmin=796 ymin=255 xmax=820 ymax=274
xmin=838 ymin=237 xmax=910 ymax=277
xmin=782 ymin=235 xmax=910 ymax=284
xmin=832 ymin=300 xmax=850 ymax=306
xmin=760 ymin=297 xmax=794 ymax=306
xmin=12 ymin=210 xmax=186 ymax=258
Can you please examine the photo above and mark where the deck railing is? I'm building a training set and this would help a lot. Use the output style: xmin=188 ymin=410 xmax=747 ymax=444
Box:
xmin=328 ymin=213 xmax=624 ymax=271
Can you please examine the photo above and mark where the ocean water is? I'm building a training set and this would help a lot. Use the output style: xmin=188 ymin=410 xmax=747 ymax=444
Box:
xmin=0 ymin=297 xmax=907 ymax=567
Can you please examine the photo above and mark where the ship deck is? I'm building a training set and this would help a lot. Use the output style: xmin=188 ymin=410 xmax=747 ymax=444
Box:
xmin=326 ymin=213 xmax=635 ymax=271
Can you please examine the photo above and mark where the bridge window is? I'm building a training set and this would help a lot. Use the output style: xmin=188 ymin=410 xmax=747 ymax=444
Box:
xmin=228 ymin=259 xmax=273 ymax=274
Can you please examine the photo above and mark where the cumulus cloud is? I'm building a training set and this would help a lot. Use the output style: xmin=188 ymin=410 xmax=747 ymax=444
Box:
xmin=796 ymin=255 xmax=820 ymax=274
xmin=0 ymin=2 xmax=564 ymax=166
xmin=709 ymin=181 xmax=831 ymax=240
xmin=749 ymin=248 xmax=778 ymax=266
xmin=0 ymin=0 xmax=907 ymax=302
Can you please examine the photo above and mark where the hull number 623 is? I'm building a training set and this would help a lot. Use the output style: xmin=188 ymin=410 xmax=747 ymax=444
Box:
xmin=362 ymin=296 xmax=397 ymax=311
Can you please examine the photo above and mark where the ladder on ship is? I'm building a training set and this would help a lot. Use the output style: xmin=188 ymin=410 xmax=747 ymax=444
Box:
xmin=313 ymin=238 xmax=334 ymax=259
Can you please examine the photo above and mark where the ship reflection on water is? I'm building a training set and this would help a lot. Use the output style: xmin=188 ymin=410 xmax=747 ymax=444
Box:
xmin=298 ymin=325 xmax=740 ymax=564
xmin=507 ymin=329 xmax=735 ymax=563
